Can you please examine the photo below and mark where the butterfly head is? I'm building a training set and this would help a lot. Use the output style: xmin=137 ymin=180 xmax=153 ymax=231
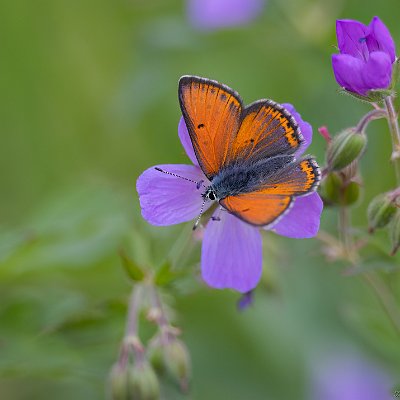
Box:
xmin=203 ymin=186 xmax=218 ymax=202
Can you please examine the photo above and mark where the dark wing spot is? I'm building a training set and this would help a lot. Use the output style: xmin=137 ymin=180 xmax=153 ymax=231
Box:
xmin=220 ymin=93 xmax=227 ymax=101
xmin=241 ymin=208 xmax=250 ymax=212
xmin=197 ymin=123 xmax=205 ymax=129
xmin=250 ymin=138 xmax=255 ymax=143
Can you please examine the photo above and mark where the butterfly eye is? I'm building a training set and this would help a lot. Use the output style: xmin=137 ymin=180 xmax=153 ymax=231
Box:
xmin=208 ymin=191 xmax=216 ymax=201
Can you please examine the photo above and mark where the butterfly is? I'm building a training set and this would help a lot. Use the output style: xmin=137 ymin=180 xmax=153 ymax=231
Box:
xmin=167 ymin=75 xmax=321 ymax=228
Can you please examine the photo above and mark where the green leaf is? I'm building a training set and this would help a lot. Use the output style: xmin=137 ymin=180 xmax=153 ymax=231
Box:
xmin=154 ymin=262 xmax=179 ymax=287
xmin=120 ymin=250 xmax=145 ymax=282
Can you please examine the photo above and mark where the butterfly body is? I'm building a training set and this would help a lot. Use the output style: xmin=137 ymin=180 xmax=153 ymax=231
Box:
xmin=178 ymin=75 xmax=321 ymax=227
xmin=207 ymin=154 xmax=294 ymax=200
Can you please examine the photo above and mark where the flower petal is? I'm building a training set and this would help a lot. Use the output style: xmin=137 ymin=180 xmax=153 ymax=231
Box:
xmin=367 ymin=16 xmax=396 ymax=63
xmin=136 ymin=164 xmax=209 ymax=226
xmin=336 ymin=19 xmax=369 ymax=59
xmin=201 ymin=211 xmax=262 ymax=292
xmin=282 ymin=103 xmax=313 ymax=157
xmin=271 ymin=192 xmax=323 ymax=238
xmin=187 ymin=0 xmax=264 ymax=30
xmin=178 ymin=117 xmax=199 ymax=166
xmin=362 ymin=51 xmax=393 ymax=91
xmin=332 ymin=53 xmax=368 ymax=95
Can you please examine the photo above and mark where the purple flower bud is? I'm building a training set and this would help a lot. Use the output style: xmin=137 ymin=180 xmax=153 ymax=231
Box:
xmin=332 ymin=16 xmax=396 ymax=96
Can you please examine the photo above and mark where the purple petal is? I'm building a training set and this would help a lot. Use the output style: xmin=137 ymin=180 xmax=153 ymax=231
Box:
xmin=332 ymin=53 xmax=369 ymax=95
xmin=367 ymin=16 xmax=396 ymax=63
xmin=136 ymin=164 xmax=209 ymax=226
xmin=362 ymin=51 xmax=393 ymax=91
xmin=336 ymin=19 xmax=369 ymax=60
xmin=178 ymin=117 xmax=199 ymax=166
xmin=188 ymin=0 xmax=265 ymax=30
xmin=282 ymin=103 xmax=313 ymax=157
xmin=271 ymin=192 xmax=323 ymax=238
xmin=201 ymin=211 xmax=262 ymax=292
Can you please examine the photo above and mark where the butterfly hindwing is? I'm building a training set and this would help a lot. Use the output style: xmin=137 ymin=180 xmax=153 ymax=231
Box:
xmin=179 ymin=76 xmax=243 ymax=180
xmin=220 ymin=194 xmax=293 ymax=226
xmin=220 ymin=157 xmax=320 ymax=226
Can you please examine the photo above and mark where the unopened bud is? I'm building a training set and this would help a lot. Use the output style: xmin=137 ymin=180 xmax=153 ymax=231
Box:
xmin=367 ymin=193 xmax=397 ymax=233
xmin=147 ymin=339 xmax=164 ymax=371
xmin=390 ymin=211 xmax=400 ymax=256
xmin=109 ymin=364 xmax=129 ymax=400
xmin=327 ymin=129 xmax=366 ymax=171
xmin=163 ymin=339 xmax=191 ymax=392
xmin=320 ymin=172 xmax=342 ymax=205
xmin=128 ymin=361 xmax=160 ymax=400
xmin=341 ymin=181 xmax=360 ymax=206
xmin=319 ymin=173 xmax=360 ymax=206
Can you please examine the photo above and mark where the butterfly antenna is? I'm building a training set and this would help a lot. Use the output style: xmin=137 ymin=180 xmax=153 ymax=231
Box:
xmin=155 ymin=167 xmax=206 ymax=188
xmin=192 ymin=197 xmax=208 ymax=231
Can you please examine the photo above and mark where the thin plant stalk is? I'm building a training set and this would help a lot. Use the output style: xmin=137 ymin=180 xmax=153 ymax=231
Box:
xmin=384 ymin=96 xmax=400 ymax=183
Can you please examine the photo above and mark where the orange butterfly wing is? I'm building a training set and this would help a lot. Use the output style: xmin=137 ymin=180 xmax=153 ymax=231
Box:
xmin=179 ymin=76 xmax=242 ymax=180
xmin=220 ymin=159 xmax=320 ymax=226
xmin=230 ymin=100 xmax=303 ymax=163
xmin=179 ymin=77 xmax=304 ymax=178
xmin=220 ymin=194 xmax=293 ymax=226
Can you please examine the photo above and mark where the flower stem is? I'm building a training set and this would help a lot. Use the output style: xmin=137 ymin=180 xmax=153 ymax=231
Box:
xmin=356 ymin=108 xmax=387 ymax=133
xmin=119 ymin=285 xmax=145 ymax=368
xmin=149 ymin=286 xmax=177 ymax=345
xmin=363 ymin=272 xmax=400 ymax=335
xmin=338 ymin=205 xmax=351 ymax=256
xmin=384 ymin=96 xmax=400 ymax=183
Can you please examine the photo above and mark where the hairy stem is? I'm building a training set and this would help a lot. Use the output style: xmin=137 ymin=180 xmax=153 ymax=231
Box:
xmin=356 ymin=108 xmax=387 ymax=133
xmin=384 ymin=96 xmax=400 ymax=183
xmin=119 ymin=285 xmax=145 ymax=367
xmin=149 ymin=286 xmax=177 ymax=345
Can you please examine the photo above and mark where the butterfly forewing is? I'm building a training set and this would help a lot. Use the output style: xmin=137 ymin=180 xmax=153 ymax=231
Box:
xmin=228 ymin=100 xmax=303 ymax=165
xmin=179 ymin=76 xmax=243 ymax=180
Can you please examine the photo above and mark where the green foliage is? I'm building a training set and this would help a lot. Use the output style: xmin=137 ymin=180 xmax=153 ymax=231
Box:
xmin=1 ymin=0 xmax=400 ymax=399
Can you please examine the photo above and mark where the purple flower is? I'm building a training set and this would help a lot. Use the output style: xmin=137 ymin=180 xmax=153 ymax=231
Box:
xmin=136 ymin=105 xmax=323 ymax=293
xmin=311 ymin=353 xmax=393 ymax=400
xmin=187 ymin=0 xmax=265 ymax=30
xmin=332 ymin=16 xmax=396 ymax=95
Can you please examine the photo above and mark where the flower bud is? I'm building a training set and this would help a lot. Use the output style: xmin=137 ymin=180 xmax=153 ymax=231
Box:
xmin=109 ymin=364 xmax=129 ymax=400
xmin=367 ymin=193 xmax=397 ymax=233
xmin=390 ymin=211 xmax=400 ymax=256
xmin=128 ymin=361 xmax=160 ymax=400
xmin=342 ymin=181 xmax=360 ymax=206
xmin=326 ymin=129 xmax=366 ymax=171
xmin=319 ymin=173 xmax=360 ymax=206
xmin=163 ymin=339 xmax=191 ymax=392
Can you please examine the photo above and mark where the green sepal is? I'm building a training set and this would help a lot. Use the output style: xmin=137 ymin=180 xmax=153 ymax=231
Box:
xmin=367 ymin=193 xmax=397 ymax=233
xmin=120 ymin=250 xmax=145 ymax=282
xmin=327 ymin=129 xmax=366 ymax=171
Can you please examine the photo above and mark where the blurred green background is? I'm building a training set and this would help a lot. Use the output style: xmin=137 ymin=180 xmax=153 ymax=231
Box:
xmin=1 ymin=0 xmax=400 ymax=399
